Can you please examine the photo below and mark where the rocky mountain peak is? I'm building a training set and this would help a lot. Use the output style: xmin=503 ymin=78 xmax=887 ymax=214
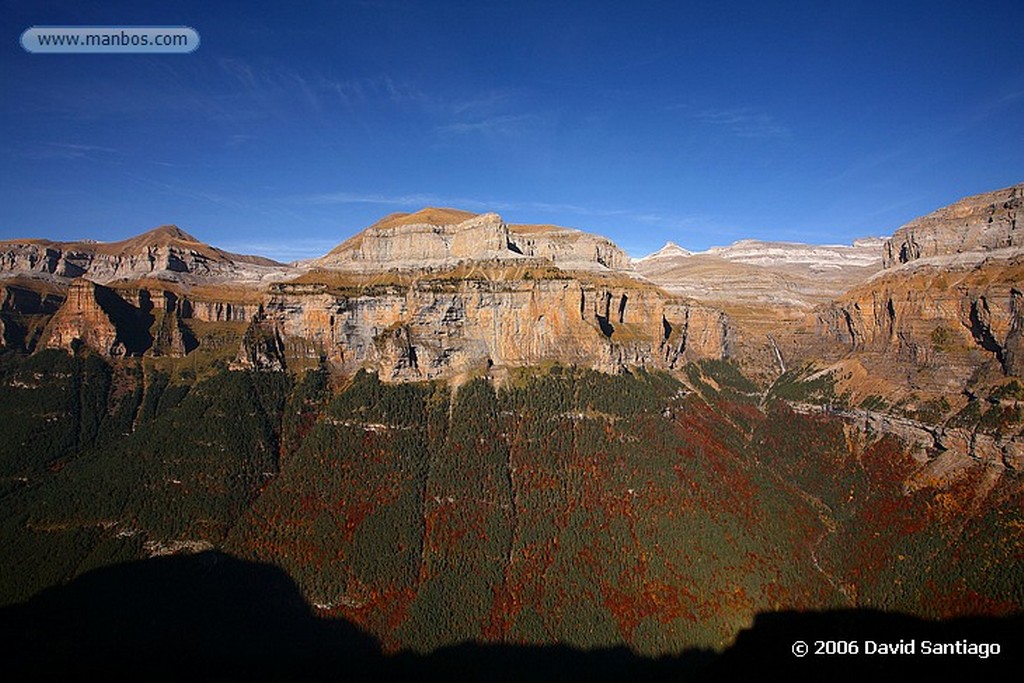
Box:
xmin=636 ymin=242 xmax=693 ymax=262
xmin=137 ymin=224 xmax=200 ymax=243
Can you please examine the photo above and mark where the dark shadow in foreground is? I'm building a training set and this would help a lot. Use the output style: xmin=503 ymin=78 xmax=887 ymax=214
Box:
xmin=0 ymin=552 xmax=1019 ymax=681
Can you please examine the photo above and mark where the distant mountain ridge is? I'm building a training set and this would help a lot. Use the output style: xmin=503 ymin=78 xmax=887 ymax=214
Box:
xmin=0 ymin=224 xmax=284 ymax=286
xmin=0 ymin=184 xmax=1022 ymax=405
xmin=2 ymin=187 xmax=1024 ymax=651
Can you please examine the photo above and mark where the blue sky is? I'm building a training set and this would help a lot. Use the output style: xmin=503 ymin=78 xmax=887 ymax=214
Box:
xmin=2 ymin=0 xmax=1022 ymax=261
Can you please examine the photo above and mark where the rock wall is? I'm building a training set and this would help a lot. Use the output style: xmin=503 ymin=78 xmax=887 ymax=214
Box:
xmin=318 ymin=211 xmax=632 ymax=273
xmin=33 ymin=280 xmax=242 ymax=359
xmin=40 ymin=279 xmax=141 ymax=357
xmin=883 ymin=183 xmax=1022 ymax=267
xmin=507 ymin=225 xmax=632 ymax=271
xmin=798 ymin=257 xmax=1024 ymax=392
xmin=241 ymin=276 xmax=729 ymax=379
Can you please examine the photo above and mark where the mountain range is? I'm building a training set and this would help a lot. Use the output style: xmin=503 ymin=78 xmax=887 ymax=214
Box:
xmin=2 ymin=183 xmax=1021 ymax=411
xmin=0 ymin=182 xmax=1022 ymax=674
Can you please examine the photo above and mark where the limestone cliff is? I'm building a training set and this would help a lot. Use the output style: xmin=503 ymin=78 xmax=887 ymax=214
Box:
xmin=6 ymin=186 xmax=1023 ymax=393
xmin=883 ymin=183 xmax=1022 ymax=267
xmin=316 ymin=208 xmax=631 ymax=273
xmin=40 ymin=279 xmax=149 ymax=358
xmin=506 ymin=223 xmax=632 ymax=270
xmin=32 ymin=279 xmax=259 ymax=359
xmin=804 ymin=256 xmax=1024 ymax=388
xmin=239 ymin=267 xmax=729 ymax=379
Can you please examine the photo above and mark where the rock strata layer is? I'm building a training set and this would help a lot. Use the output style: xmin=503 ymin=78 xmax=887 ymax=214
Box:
xmin=316 ymin=209 xmax=631 ymax=272
xmin=883 ymin=183 xmax=1022 ymax=267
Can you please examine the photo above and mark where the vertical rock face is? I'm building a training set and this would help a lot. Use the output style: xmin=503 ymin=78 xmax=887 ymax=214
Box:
xmin=336 ymin=212 xmax=511 ymax=266
xmin=0 ymin=281 xmax=64 ymax=350
xmin=148 ymin=292 xmax=198 ymax=358
xmin=800 ymin=256 xmax=1024 ymax=390
xmin=185 ymin=300 xmax=260 ymax=323
xmin=0 ymin=282 xmax=63 ymax=315
xmin=883 ymin=183 xmax=1022 ymax=267
xmin=36 ymin=281 xmax=216 ymax=359
xmin=40 ymin=279 xmax=140 ymax=357
xmin=234 ymin=310 xmax=286 ymax=371
xmin=316 ymin=208 xmax=631 ymax=273
xmin=506 ymin=224 xmax=632 ymax=270
xmin=249 ymin=275 xmax=728 ymax=379
xmin=794 ymin=183 xmax=1024 ymax=389
xmin=1004 ymin=289 xmax=1024 ymax=377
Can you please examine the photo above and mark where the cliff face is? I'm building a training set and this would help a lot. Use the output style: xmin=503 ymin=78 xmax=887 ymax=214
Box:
xmin=316 ymin=209 xmax=631 ymax=273
xmin=506 ymin=224 xmax=632 ymax=270
xmin=795 ymin=186 xmax=1024 ymax=393
xmin=40 ymin=279 xmax=145 ymax=358
xmin=803 ymin=257 xmax=1024 ymax=391
xmin=236 ymin=271 xmax=729 ymax=377
xmin=0 ymin=280 xmax=63 ymax=349
xmin=883 ymin=183 xmax=1022 ymax=267
xmin=30 ymin=278 xmax=259 ymax=359
xmin=5 ymin=188 xmax=1023 ymax=390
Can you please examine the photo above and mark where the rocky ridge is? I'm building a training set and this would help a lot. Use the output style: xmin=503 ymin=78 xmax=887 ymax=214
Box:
xmin=316 ymin=208 xmax=631 ymax=272
xmin=0 ymin=225 xmax=287 ymax=286
xmin=635 ymin=237 xmax=884 ymax=310
xmin=883 ymin=183 xmax=1022 ymax=267
xmin=793 ymin=185 xmax=1024 ymax=396
xmin=2 ymin=188 xmax=1022 ymax=400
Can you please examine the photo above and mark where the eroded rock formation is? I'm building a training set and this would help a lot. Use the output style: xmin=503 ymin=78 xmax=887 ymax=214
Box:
xmin=883 ymin=183 xmax=1022 ymax=267
xmin=246 ymin=274 xmax=729 ymax=378
xmin=0 ymin=225 xmax=285 ymax=285
xmin=316 ymin=209 xmax=631 ymax=273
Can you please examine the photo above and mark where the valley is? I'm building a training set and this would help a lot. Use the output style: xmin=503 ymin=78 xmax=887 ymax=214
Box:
xmin=0 ymin=183 xmax=1022 ymax=671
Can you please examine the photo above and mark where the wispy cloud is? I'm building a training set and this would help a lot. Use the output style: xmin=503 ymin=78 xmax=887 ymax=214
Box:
xmin=225 ymin=134 xmax=256 ymax=148
xmin=214 ymin=58 xmax=428 ymax=122
xmin=673 ymin=105 xmax=791 ymax=139
xmin=436 ymin=113 xmax=542 ymax=136
xmin=299 ymin=191 xmax=611 ymax=216
xmin=26 ymin=142 xmax=119 ymax=161
xmin=295 ymin=190 xmax=720 ymax=250
xmin=819 ymin=147 xmax=908 ymax=186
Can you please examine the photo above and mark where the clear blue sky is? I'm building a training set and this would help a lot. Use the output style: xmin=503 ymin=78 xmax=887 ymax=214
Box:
xmin=2 ymin=0 xmax=1022 ymax=261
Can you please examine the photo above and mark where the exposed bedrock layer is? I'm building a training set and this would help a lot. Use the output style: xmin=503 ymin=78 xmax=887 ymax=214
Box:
xmin=235 ymin=277 xmax=729 ymax=378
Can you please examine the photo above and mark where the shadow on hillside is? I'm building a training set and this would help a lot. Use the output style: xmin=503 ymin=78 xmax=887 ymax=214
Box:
xmin=0 ymin=552 xmax=1019 ymax=681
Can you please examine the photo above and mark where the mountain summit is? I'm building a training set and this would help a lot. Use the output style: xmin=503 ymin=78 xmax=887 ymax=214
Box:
xmin=316 ymin=208 xmax=630 ymax=272
xmin=0 ymin=225 xmax=283 ymax=285
xmin=637 ymin=242 xmax=693 ymax=261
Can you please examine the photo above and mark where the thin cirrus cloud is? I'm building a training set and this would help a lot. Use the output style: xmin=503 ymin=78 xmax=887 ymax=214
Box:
xmin=677 ymin=106 xmax=791 ymax=139
xmin=217 ymin=58 xmax=427 ymax=116
xmin=299 ymin=190 xmax=619 ymax=216
xmin=21 ymin=142 xmax=120 ymax=162
xmin=214 ymin=58 xmax=541 ymax=139
xmin=436 ymin=113 xmax=543 ymax=136
xmin=297 ymin=191 xmax=720 ymax=242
